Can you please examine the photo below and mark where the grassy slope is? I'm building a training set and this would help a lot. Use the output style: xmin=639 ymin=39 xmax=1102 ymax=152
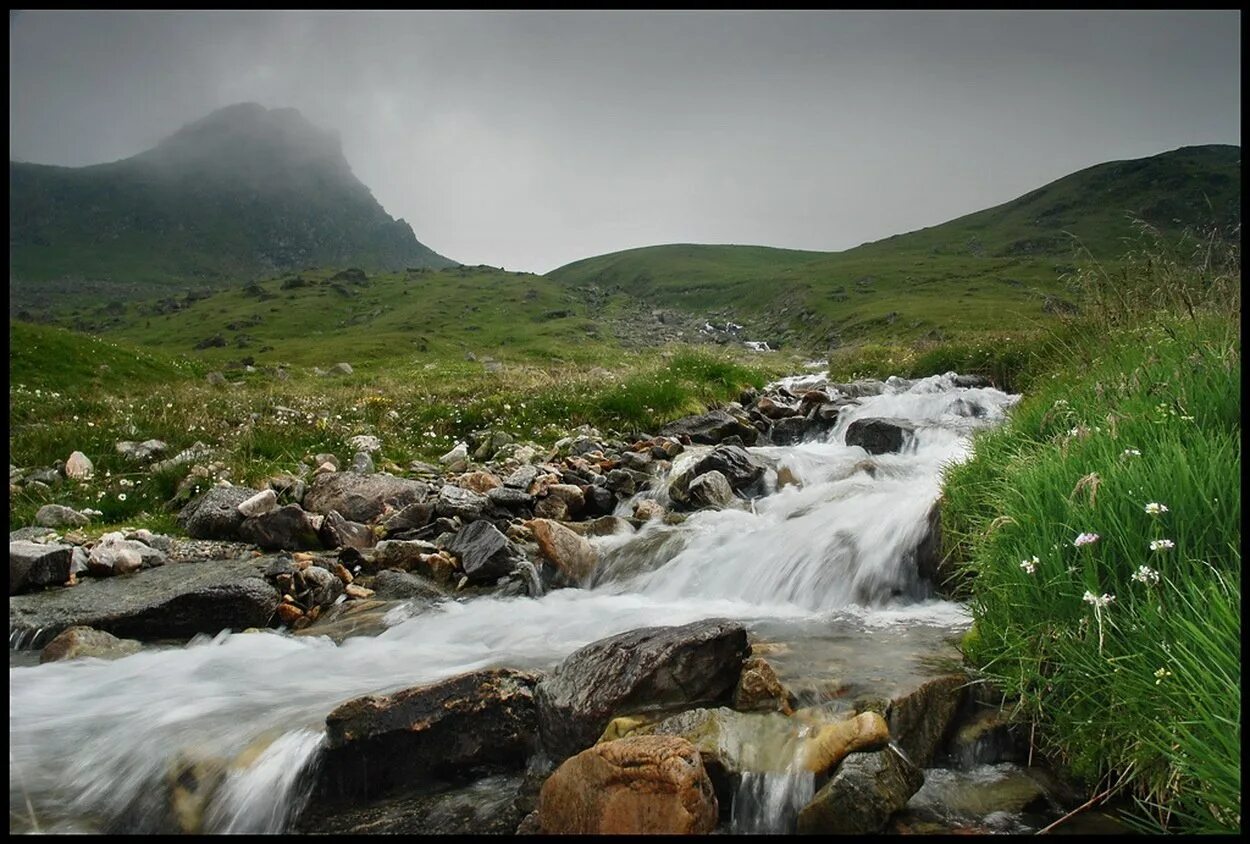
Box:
xmin=548 ymin=145 xmax=1240 ymax=346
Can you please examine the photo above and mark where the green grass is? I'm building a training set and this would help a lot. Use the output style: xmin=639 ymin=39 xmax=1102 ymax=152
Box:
xmin=939 ymin=231 xmax=1241 ymax=835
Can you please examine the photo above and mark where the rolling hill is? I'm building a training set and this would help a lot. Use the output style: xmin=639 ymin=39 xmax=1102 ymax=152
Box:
xmin=548 ymin=145 xmax=1240 ymax=347
xmin=9 ymin=103 xmax=454 ymax=313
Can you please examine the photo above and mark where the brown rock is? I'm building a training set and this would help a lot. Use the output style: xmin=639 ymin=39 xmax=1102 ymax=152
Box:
xmin=633 ymin=499 xmax=665 ymax=521
xmin=528 ymin=519 xmax=598 ymax=585
xmin=799 ymin=712 xmax=891 ymax=774
xmin=538 ymin=736 xmax=717 ymax=834
xmin=460 ymin=471 xmax=503 ymax=494
xmin=887 ymin=673 xmax=967 ymax=767
xmin=39 ymin=626 xmax=142 ymax=663
xmin=734 ymin=655 xmax=795 ymax=714
xmin=345 ymin=584 xmax=374 ymax=599
xmin=276 ymin=603 xmax=304 ymax=625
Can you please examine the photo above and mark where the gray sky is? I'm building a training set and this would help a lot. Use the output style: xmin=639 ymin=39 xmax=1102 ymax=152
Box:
xmin=8 ymin=10 xmax=1241 ymax=273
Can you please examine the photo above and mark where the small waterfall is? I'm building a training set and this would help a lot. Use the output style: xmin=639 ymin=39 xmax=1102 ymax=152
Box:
xmin=9 ymin=371 xmax=1017 ymax=833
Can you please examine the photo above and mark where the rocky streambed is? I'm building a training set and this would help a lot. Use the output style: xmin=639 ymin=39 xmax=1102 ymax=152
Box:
xmin=9 ymin=371 xmax=1123 ymax=834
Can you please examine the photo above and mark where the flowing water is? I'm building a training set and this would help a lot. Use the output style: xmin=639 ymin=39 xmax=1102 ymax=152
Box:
xmin=9 ymin=372 xmax=1019 ymax=834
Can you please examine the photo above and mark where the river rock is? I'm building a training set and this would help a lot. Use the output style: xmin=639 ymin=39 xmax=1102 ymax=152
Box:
xmin=660 ymin=409 xmax=758 ymax=446
xmin=886 ymin=673 xmax=968 ymax=767
xmin=687 ymin=470 xmax=736 ymax=509
xmin=10 ymin=540 xmax=73 ymax=594
xmin=449 ymin=520 xmax=519 ymax=584
xmin=768 ymin=415 xmax=808 ymax=446
xmin=633 ymin=499 xmax=665 ymax=521
xmin=126 ymin=529 xmax=173 ymax=553
xmin=796 ymin=746 xmax=924 ymax=834
xmin=459 ymin=471 xmax=502 ymax=494
xmin=371 ymin=569 xmax=447 ymax=602
xmin=800 ymin=711 xmax=891 ymax=774
xmin=692 ymin=445 xmax=764 ymax=491
xmin=734 ymin=655 xmax=796 ymax=714
xmin=436 ymin=484 xmax=488 ymax=521
xmin=9 ymin=557 xmax=279 ymax=643
xmin=116 ymin=439 xmax=169 ymax=463
xmin=318 ymin=668 xmax=540 ymax=801
xmin=319 ymin=510 xmax=377 ymax=551
xmin=87 ymin=533 xmax=166 ymax=576
xmin=10 ymin=527 xmax=60 ymax=544
xmin=487 ymin=486 xmax=534 ymax=510
xmin=39 ymin=625 xmax=143 ymax=663
xmin=296 ymin=773 xmax=526 ymax=835
xmin=178 ymin=486 xmax=255 ymax=540
xmin=536 ymin=619 xmax=750 ymax=761
xmin=528 ymin=519 xmax=597 ymax=585
xmin=537 ymin=735 xmax=717 ymax=834
xmin=756 ymin=396 xmax=800 ymax=419
xmin=349 ymin=452 xmax=375 ymax=474
xmin=301 ymin=564 xmax=345 ymax=606
xmin=64 ymin=451 xmax=94 ymax=479
xmin=845 ymin=417 xmax=918 ymax=455
xmin=382 ymin=501 xmax=436 ymax=535
xmin=237 ymin=489 xmax=278 ymax=518
xmin=35 ymin=503 xmax=89 ymax=528
xmin=238 ymin=505 xmax=324 ymax=551
xmin=504 ymin=465 xmax=541 ymax=490
xmin=303 ymin=473 xmax=429 ymax=524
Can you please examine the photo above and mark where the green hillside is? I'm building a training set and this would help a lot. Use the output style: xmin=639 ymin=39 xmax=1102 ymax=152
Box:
xmin=548 ymin=145 xmax=1240 ymax=347
xmin=9 ymin=103 xmax=453 ymax=313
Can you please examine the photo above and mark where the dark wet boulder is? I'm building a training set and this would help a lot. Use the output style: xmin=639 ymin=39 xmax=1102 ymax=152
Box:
xmin=9 ymin=557 xmax=278 ymax=644
xmin=300 ymin=564 xmax=345 ymax=606
xmin=796 ymin=746 xmax=924 ymax=834
xmin=10 ymin=540 xmax=73 ymax=594
xmin=317 ymin=668 xmax=541 ymax=801
xmin=238 ymin=505 xmax=324 ymax=551
xmin=886 ymin=673 xmax=968 ymax=767
xmin=303 ymin=473 xmax=429 ymax=524
xmin=382 ymin=501 xmax=436 ymax=535
xmin=845 ymin=417 xmax=918 ymax=455
xmin=768 ymin=416 xmax=808 ymax=446
xmin=660 ymin=409 xmax=758 ymax=446
xmin=295 ymin=774 xmax=526 ymax=834
xmin=488 ymin=486 xmax=535 ymax=510
xmin=371 ymin=569 xmax=447 ymax=602
xmin=691 ymin=445 xmax=764 ymax=491
xmin=535 ymin=619 xmax=750 ymax=761
xmin=952 ymin=373 xmax=991 ymax=388
xmin=449 ymin=520 xmax=521 ymax=584
xmin=319 ymin=510 xmax=377 ymax=551
xmin=687 ymin=470 xmax=737 ymax=510
xmin=177 ymin=486 xmax=255 ymax=540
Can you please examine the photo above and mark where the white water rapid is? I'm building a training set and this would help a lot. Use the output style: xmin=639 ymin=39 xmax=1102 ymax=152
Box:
xmin=8 ymin=372 xmax=1018 ymax=834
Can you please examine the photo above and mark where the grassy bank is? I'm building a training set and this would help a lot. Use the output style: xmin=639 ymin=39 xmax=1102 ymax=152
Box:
xmin=939 ymin=229 xmax=1241 ymax=832
xmin=8 ymin=334 xmax=778 ymax=531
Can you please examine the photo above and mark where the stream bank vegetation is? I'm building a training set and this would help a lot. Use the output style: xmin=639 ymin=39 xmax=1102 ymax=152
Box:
xmin=938 ymin=221 xmax=1241 ymax=833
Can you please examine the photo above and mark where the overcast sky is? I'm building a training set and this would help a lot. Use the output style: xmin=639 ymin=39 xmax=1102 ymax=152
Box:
xmin=9 ymin=10 xmax=1241 ymax=273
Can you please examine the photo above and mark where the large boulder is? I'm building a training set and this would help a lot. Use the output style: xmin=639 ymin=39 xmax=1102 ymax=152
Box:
xmin=370 ymin=569 xmax=447 ymax=603
xmin=238 ymin=505 xmax=324 ymax=551
xmin=687 ymin=470 xmax=737 ymax=510
xmin=303 ymin=473 xmax=430 ymax=524
xmin=449 ymin=520 xmax=520 ymax=584
xmin=8 ymin=557 xmax=279 ymax=643
xmin=528 ymin=519 xmax=597 ymax=585
xmin=886 ymin=673 xmax=968 ymax=767
xmin=295 ymin=773 xmax=526 ymax=835
xmin=318 ymin=668 xmax=540 ymax=801
xmin=769 ymin=416 xmax=809 ymax=446
xmin=844 ymin=417 xmax=918 ymax=455
xmin=10 ymin=540 xmax=73 ymax=594
xmin=660 ymin=409 xmax=758 ymax=446
xmin=319 ymin=510 xmax=377 ymax=551
xmin=39 ymin=626 xmax=142 ymax=663
xmin=536 ymin=619 xmax=750 ymax=761
xmin=796 ymin=747 xmax=924 ymax=834
xmin=34 ymin=504 xmax=89 ymax=528
xmin=691 ymin=445 xmax=764 ymax=491
xmin=538 ymin=735 xmax=717 ymax=834
xmin=177 ymin=486 xmax=255 ymax=540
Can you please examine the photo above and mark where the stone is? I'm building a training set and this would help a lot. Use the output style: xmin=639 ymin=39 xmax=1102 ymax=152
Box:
xmin=633 ymin=499 xmax=665 ymax=521
xmin=691 ymin=445 xmax=764 ymax=491
xmin=64 ymin=451 xmax=94 ymax=479
xmin=487 ymin=486 xmax=535 ymax=509
xmin=303 ymin=472 xmax=429 ymax=524
xmin=687 ymin=470 xmax=736 ymax=509
xmin=9 ymin=557 xmax=279 ymax=642
xmin=87 ymin=534 xmax=165 ymax=576
xmin=734 ymin=655 xmax=795 ymax=714
xmin=768 ymin=415 xmax=808 ymax=446
xmin=533 ymin=495 xmax=568 ymax=521
xmin=349 ymin=452 xmax=375 ymax=474
xmin=504 ymin=465 xmax=541 ymax=490
xmin=528 ymin=519 xmax=598 ymax=585
xmin=330 ymin=362 xmax=354 ymax=375
xmin=460 ymin=471 xmax=503 ymax=494
xmin=319 ymin=510 xmax=377 ymax=551
xmin=10 ymin=541 xmax=73 ymax=594
xmin=886 ymin=673 xmax=968 ymax=767
xmin=238 ymin=505 xmax=324 ymax=551
xmin=347 ymin=434 xmax=382 ymax=453
xmin=206 ymin=371 xmax=227 ymax=386
xmin=177 ymin=486 xmax=254 ymax=540
xmin=537 ymin=736 xmax=717 ymax=834
xmin=237 ymin=489 xmax=278 ymax=518
xmin=775 ymin=465 xmax=802 ymax=489
xmin=449 ymin=520 xmax=519 ymax=584
xmin=314 ymin=453 xmax=341 ymax=471
xmin=35 ymin=504 xmax=89 ymax=528
xmin=439 ymin=442 xmax=469 ymax=473
xmin=545 ymin=484 xmax=585 ymax=516
xmin=9 ymin=527 xmax=60 ymax=544
xmin=536 ymin=619 xmax=750 ymax=761
xmin=318 ymin=668 xmax=540 ymax=801
xmin=660 ymin=409 xmax=758 ymax=446
xmin=756 ymin=396 xmax=800 ymax=419
xmin=125 ymin=529 xmax=173 ymax=552
xmin=845 ymin=417 xmax=918 ymax=455
xmin=39 ymin=626 xmax=142 ymax=663
xmin=301 ymin=564 xmax=345 ymax=606
xmin=436 ymin=484 xmax=489 ymax=521
xmin=382 ymin=501 xmax=436 ymax=534
xmin=796 ymin=747 xmax=924 ymax=834
xmin=799 ymin=712 xmax=891 ymax=774
xmin=295 ymin=774 xmax=526 ymax=835
xmin=116 ymin=439 xmax=169 ymax=463
xmin=371 ymin=569 xmax=447 ymax=602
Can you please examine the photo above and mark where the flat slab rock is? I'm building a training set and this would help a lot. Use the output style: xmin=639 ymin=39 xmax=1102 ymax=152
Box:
xmin=295 ymin=774 xmax=526 ymax=835
xmin=8 ymin=557 xmax=279 ymax=646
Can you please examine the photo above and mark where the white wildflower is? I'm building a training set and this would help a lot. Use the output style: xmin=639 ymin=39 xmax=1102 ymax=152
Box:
xmin=1144 ymin=502 xmax=1169 ymax=516
xmin=1132 ymin=565 xmax=1160 ymax=585
xmin=1073 ymin=532 xmax=1100 ymax=547
xmin=1082 ymin=591 xmax=1115 ymax=608
xmin=1149 ymin=539 xmax=1175 ymax=552
xmin=1019 ymin=556 xmax=1039 ymax=575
